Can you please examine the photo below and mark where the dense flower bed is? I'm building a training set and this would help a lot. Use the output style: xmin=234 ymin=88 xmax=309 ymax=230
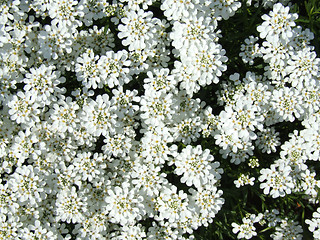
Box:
xmin=0 ymin=0 xmax=320 ymax=239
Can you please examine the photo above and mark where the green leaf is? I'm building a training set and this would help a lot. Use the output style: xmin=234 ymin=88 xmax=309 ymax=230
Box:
xmin=259 ymin=226 xmax=274 ymax=233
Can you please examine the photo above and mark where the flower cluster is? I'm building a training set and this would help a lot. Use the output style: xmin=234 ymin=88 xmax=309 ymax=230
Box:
xmin=232 ymin=213 xmax=263 ymax=239
xmin=0 ymin=0 xmax=319 ymax=239
xmin=232 ymin=209 xmax=303 ymax=239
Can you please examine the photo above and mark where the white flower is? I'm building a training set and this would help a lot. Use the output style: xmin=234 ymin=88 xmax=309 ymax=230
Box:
xmin=80 ymin=0 xmax=110 ymax=26
xmin=181 ymin=42 xmax=228 ymax=85
xmin=144 ymin=68 xmax=176 ymax=92
xmin=24 ymin=220 xmax=55 ymax=240
xmin=259 ymin=161 xmax=294 ymax=198
xmin=299 ymin=169 xmax=320 ymax=199
xmin=80 ymin=94 xmax=117 ymax=137
xmin=214 ymin=123 xmax=243 ymax=154
xmin=10 ymin=129 xmax=39 ymax=164
xmin=260 ymin=39 xmax=290 ymax=65
xmin=104 ymin=182 xmax=145 ymax=226
xmin=140 ymin=89 xmax=174 ymax=127
xmin=102 ymin=133 xmax=132 ymax=158
xmin=188 ymin=182 xmax=224 ymax=219
xmin=256 ymin=127 xmax=281 ymax=154
xmin=75 ymin=48 xmax=100 ymax=89
xmin=257 ymin=3 xmax=298 ymax=42
xmin=0 ymin=182 xmax=19 ymax=215
xmin=242 ymin=76 xmax=271 ymax=108
xmin=0 ymin=0 xmax=20 ymax=25
xmin=248 ymin=157 xmax=260 ymax=168
xmin=210 ymin=0 xmax=242 ymax=20
xmin=264 ymin=209 xmax=281 ymax=227
xmin=8 ymin=165 xmax=46 ymax=206
xmin=23 ymin=64 xmax=66 ymax=104
xmin=72 ymin=152 xmax=105 ymax=182
xmin=160 ymin=0 xmax=200 ymax=21
xmin=48 ymin=96 xmax=79 ymax=135
xmin=291 ymin=26 xmax=314 ymax=50
xmin=110 ymin=224 xmax=147 ymax=239
xmin=128 ymin=49 xmax=149 ymax=74
xmin=300 ymin=84 xmax=320 ymax=115
xmin=169 ymin=145 xmax=222 ymax=189
xmin=306 ymin=207 xmax=320 ymax=239
xmin=38 ymin=23 xmax=73 ymax=60
xmin=271 ymin=87 xmax=304 ymax=122
xmin=234 ymin=174 xmax=255 ymax=188
xmin=73 ymin=212 xmax=108 ymax=239
xmin=271 ymin=218 xmax=303 ymax=240
xmin=170 ymin=12 xmax=217 ymax=53
xmin=171 ymin=117 xmax=202 ymax=144
xmin=54 ymin=162 xmax=79 ymax=190
xmin=232 ymin=102 xmax=264 ymax=141
xmin=131 ymin=163 xmax=168 ymax=197
xmin=146 ymin=221 xmax=179 ymax=239
xmin=118 ymin=8 xmax=156 ymax=51
xmin=86 ymin=26 xmax=115 ymax=54
xmin=227 ymin=141 xmax=254 ymax=165
xmin=7 ymin=90 xmax=41 ymax=126
xmin=301 ymin=125 xmax=320 ymax=161
xmin=240 ymin=36 xmax=262 ymax=65
xmin=155 ymin=185 xmax=191 ymax=223
xmin=0 ymin=214 xmax=20 ymax=239
xmin=140 ymin=129 xmax=175 ymax=164
xmin=97 ymin=50 xmax=131 ymax=88
xmin=120 ymin=0 xmax=156 ymax=10
xmin=48 ymin=0 xmax=84 ymax=28
xmin=279 ymin=130 xmax=308 ymax=170
xmin=55 ymin=186 xmax=87 ymax=224
xmin=232 ymin=213 xmax=263 ymax=239
xmin=286 ymin=47 xmax=320 ymax=89
xmin=111 ymin=86 xmax=140 ymax=117
xmin=171 ymin=60 xmax=200 ymax=96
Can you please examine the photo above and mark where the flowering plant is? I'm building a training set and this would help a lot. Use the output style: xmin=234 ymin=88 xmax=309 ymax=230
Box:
xmin=1 ymin=0 xmax=320 ymax=239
